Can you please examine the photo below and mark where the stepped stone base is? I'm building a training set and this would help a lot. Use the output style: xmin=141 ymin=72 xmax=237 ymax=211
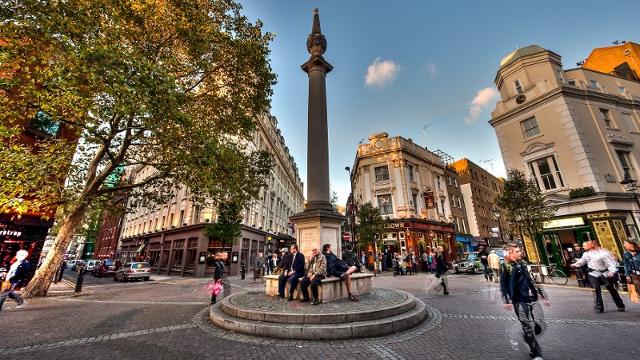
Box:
xmin=209 ymin=288 xmax=427 ymax=340
xmin=264 ymin=273 xmax=372 ymax=302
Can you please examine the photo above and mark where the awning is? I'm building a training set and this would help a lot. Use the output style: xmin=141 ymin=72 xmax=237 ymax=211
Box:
xmin=135 ymin=244 xmax=146 ymax=253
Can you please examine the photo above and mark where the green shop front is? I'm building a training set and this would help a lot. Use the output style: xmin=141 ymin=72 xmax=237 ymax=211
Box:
xmin=527 ymin=211 xmax=629 ymax=270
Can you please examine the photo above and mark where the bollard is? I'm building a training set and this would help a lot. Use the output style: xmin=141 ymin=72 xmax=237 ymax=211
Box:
xmin=75 ymin=265 xmax=86 ymax=293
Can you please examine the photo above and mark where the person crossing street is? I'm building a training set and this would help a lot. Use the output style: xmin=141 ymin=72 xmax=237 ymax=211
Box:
xmin=572 ymin=240 xmax=625 ymax=313
xmin=500 ymin=244 xmax=548 ymax=360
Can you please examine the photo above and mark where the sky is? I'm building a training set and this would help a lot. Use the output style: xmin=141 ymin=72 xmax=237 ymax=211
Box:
xmin=238 ymin=0 xmax=638 ymax=206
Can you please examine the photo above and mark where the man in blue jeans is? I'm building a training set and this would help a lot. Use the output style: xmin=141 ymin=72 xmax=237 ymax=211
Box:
xmin=500 ymin=244 xmax=548 ymax=360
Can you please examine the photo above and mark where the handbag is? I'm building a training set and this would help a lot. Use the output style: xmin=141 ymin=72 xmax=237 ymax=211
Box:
xmin=629 ymin=283 xmax=640 ymax=304
xmin=212 ymin=281 xmax=223 ymax=296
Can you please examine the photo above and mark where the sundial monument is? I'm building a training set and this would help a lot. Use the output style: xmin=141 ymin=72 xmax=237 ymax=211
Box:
xmin=289 ymin=8 xmax=346 ymax=261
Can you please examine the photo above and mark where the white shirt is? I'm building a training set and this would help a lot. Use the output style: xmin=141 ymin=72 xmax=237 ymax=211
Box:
xmin=573 ymin=248 xmax=618 ymax=277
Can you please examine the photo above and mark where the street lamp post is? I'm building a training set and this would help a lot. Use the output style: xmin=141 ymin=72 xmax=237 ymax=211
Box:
xmin=345 ymin=166 xmax=356 ymax=245
xmin=620 ymin=174 xmax=640 ymax=239
xmin=492 ymin=206 xmax=504 ymax=245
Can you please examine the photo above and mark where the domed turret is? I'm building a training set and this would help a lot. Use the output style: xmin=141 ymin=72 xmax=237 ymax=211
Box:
xmin=499 ymin=45 xmax=546 ymax=69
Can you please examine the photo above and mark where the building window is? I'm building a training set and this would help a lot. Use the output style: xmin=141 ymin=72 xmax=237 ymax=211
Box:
xmin=619 ymin=86 xmax=626 ymax=94
xmin=567 ymin=79 xmax=576 ymax=86
xmin=616 ymin=150 xmax=635 ymax=180
xmin=528 ymin=156 xmax=564 ymax=191
xmin=408 ymin=165 xmax=415 ymax=182
xmin=521 ymin=117 xmax=541 ymax=138
xmin=29 ymin=111 xmax=61 ymax=137
xmin=436 ymin=175 xmax=441 ymax=191
xmin=374 ymin=166 xmax=390 ymax=182
xmin=622 ymin=113 xmax=637 ymax=132
xmin=600 ymin=108 xmax=614 ymax=128
xmin=411 ymin=193 xmax=418 ymax=209
xmin=589 ymin=80 xmax=600 ymax=89
xmin=377 ymin=194 xmax=393 ymax=215
xmin=514 ymin=79 xmax=524 ymax=94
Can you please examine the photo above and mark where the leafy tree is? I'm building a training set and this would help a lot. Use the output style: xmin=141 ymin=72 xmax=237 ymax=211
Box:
xmin=204 ymin=201 xmax=242 ymax=245
xmin=0 ymin=0 xmax=275 ymax=297
xmin=495 ymin=169 xmax=557 ymax=260
xmin=330 ymin=190 xmax=338 ymax=210
xmin=356 ymin=202 xmax=386 ymax=252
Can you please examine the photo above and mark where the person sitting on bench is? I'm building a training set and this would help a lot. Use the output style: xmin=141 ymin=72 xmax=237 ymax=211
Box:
xmin=323 ymin=243 xmax=359 ymax=302
xmin=300 ymin=247 xmax=327 ymax=305
xmin=278 ymin=244 xmax=305 ymax=301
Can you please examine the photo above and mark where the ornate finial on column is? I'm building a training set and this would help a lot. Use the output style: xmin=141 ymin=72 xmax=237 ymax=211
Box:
xmin=307 ymin=8 xmax=326 ymax=56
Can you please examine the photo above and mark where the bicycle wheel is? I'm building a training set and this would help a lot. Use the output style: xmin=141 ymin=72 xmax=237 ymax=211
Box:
xmin=547 ymin=269 xmax=568 ymax=285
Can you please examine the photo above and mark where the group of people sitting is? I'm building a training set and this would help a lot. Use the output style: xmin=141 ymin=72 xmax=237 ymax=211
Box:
xmin=277 ymin=243 xmax=362 ymax=305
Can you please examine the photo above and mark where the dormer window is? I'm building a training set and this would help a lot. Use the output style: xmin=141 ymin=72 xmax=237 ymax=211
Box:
xmin=514 ymin=79 xmax=524 ymax=94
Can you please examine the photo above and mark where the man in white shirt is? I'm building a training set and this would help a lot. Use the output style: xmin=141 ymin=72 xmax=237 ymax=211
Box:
xmin=572 ymin=241 xmax=625 ymax=313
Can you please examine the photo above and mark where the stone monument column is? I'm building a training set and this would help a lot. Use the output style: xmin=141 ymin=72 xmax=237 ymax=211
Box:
xmin=290 ymin=9 xmax=345 ymax=261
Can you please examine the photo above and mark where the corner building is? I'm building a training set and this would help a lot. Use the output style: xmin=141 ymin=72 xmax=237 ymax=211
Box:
xmin=490 ymin=43 xmax=640 ymax=267
xmin=118 ymin=114 xmax=304 ymax=277
xmin=350 ymin=133 xmax=457 ymax=261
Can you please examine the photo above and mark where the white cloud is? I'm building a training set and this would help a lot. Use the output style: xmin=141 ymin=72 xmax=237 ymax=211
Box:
xmin=464 ymin=87 xmax=500 ymax=124
xmin=425 ymin=62 xmax=438 ymax=79
xmin=365 ymin=58 xmax=399 ymax=88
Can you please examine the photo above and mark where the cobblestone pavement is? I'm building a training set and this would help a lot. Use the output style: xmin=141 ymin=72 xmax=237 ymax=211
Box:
xmin=0 ymin=272 xmax=637 ymax=360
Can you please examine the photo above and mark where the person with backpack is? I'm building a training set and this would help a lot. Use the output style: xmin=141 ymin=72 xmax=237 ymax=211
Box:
xmin=500 ymin=244 xmax=548 ymax=360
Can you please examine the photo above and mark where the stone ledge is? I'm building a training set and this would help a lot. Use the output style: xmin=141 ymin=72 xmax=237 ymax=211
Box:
xmin=210 ymin=292 xmax=427 ymax=340
xmin=264 ymin=273 xmax=373 ymax=302
xmin=221 ymin=288 xmax=414 ymax=324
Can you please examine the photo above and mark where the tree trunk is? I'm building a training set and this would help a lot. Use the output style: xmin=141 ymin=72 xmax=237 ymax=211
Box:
xmin=22 ymin=203 xmax=88 ymax=298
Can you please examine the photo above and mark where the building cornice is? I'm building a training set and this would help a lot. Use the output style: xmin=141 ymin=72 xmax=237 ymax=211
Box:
xmin=490 ymin=86 xmax=640 ymax=127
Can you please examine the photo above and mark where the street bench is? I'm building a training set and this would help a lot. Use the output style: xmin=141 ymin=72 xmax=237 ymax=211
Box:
xmin=264 ymin=273 xmax=373 ymax=302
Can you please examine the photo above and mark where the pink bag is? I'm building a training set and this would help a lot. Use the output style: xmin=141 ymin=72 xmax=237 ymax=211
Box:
xmin=205 ymin=280 xmax=222 ymax=296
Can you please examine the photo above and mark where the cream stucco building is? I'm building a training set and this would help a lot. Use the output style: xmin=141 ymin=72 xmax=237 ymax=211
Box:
xmin=490 ymin=44 xmax=640 ymax=266
xmin=118 ymin=113 xmax=304 ymax=277
xmin=350 ymin=133 xmax=457 ymax=261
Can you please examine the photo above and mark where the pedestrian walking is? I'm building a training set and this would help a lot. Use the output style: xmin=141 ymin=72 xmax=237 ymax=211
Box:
xmin=254 ymin=252 xmax=264 ymax=281
xmin=435 ymin=246 xmax=449 ymax=295
xmin=55 ymin=259 xmax=67 ymax=283
xmin=571 ymin=240 xmax=625 ymax=313
xmin=623 ymin=239 xmax=640 ymax=301
xmin=0 ymin=250 xmax=30 ymax=311
xmin=421 ymin=251 xmax=429 ymax=272
xmin=478 ymin=246 xmax=491 ymax=281
xmin=210 ymin=251 xmax=227 ymax=305
xmin=500 ymin=244 xmax=547 ymax=360
xmin=488 ymin=250 xmax=500 ymax=283
xmin=571 ymin=244 xmax=589 ymax=287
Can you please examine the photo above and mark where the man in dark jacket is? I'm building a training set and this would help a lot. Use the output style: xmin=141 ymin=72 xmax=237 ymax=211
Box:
xmin=210 ymin=251 xmax=227 ymax=305
xmin=0 ymin=250 xmax=30 ymax=311
xmin=500 ymin=244 xmax=548 ymax=360
xmin=324 ymin=243 xmax=359 ymax=301
xmin=278 ymin=245 xmax=305 ymax=300
xmin=341 ymin=245 xmax=362 ymax=272
xmin=435 ymin=246 xmax=449 ymax=295
xmin=478 ymin=246 xmax=491 ymax=281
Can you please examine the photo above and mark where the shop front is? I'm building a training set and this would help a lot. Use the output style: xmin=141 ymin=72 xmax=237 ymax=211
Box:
xmin=381 ymin=219 xmax=456 ymax=263
xmin=0 ymin=215 xmax=51 ymax=284
xmin=119 ymin=224 xmax=280 ymax=277
xmin=525 ymin=212 xmax=630 ymax=269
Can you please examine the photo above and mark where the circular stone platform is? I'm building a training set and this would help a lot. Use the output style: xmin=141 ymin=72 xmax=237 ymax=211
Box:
xmin=209 ymin=288 xmax=427 ymax=340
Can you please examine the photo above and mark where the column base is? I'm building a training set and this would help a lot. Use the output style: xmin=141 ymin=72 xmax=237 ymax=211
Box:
xmin=289 ymin=208 xmax=346 ymax=261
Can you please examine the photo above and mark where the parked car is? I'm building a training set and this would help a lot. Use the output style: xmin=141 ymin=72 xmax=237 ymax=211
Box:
xmin=68 ymin=260 xmax=85 ymax=271
xmin=93 ymin=260 xmax=115 ymax=277
xmin=453 ymin=253 xmax=482 ymax=274
xmin=85 ymin=259 xmax=100 ymax=272
xmin=113 ymin=262 xmax=151 ymax=282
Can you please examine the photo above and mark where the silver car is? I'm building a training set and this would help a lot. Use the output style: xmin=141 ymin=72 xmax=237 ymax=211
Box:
xmin=113 ymin=262 xmax=151 ymax=282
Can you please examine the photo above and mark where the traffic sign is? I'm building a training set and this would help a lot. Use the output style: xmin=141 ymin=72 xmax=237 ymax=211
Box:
xmin=342 ymin=232 xmax=351 ymax=241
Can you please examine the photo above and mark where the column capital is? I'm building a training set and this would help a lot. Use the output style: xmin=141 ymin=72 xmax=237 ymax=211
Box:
xmin=301 ymin=55 xmax=333 ymax=74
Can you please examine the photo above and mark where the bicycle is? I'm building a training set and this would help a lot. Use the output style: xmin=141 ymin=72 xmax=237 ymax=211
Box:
xmin=529 ymin=263 xmax=568 ymax=285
